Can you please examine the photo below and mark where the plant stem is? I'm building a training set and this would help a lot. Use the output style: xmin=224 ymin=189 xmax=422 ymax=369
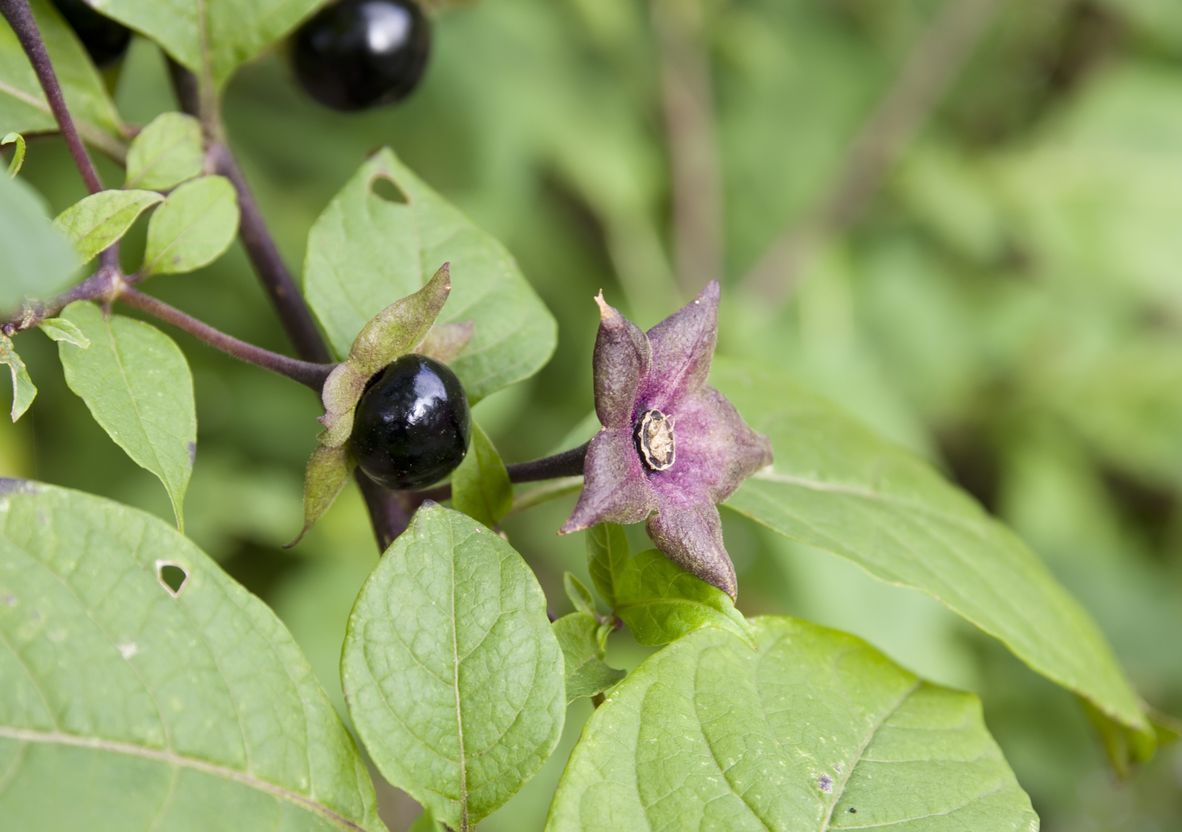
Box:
xmin=0 ymin=0 xmax=105 ymax=194
xmin=741 ymin=0 xmax=1002 ymax=302
xmin=413 ymin=442 xmax=591 ymax=504
xmin=206 ymin=142 xmax=333 ymax=364
xmin=168 ymin=63 xmax=410 ymax=547
xmin=119 ymin=289 xmax=334 ymax=389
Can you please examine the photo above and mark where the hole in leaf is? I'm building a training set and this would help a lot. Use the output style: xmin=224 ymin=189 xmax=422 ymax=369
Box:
xmin=155 ymin=560 xmax=189 ymax=597
xmin=370 ymin=175 xmax=408 ymax=204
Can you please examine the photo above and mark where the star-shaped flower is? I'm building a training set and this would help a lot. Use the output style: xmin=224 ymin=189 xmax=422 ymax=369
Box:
xmin=560 ymin=281 xmax=773 ymax=598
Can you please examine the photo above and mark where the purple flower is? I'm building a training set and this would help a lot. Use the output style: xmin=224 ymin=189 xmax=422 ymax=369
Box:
xmin=560 ymin=281 xmax=773 ymax=599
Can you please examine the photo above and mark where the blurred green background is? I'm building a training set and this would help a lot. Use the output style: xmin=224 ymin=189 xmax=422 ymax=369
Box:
xmin=3 ymin=0 xmax=1181 ymax=829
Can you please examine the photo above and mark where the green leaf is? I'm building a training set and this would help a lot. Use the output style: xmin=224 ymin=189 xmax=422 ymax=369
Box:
xmin=553 ymin=613 xmax=624 ymax=704
xmin=407 ymin=808 xmax=443 ymax=832
xmin=2 ymin=131 xmax=25 ymax=175
xmin=450 ymin=420 xmax=511 ymax=528
xmin=143 ymin=175 xmax=239 ymax=276
xmin=0 ymin=479 xmax=383 ymax=831
xmin=0 ymin=174 xmax=79 ymax=313
xmin=125 ymin=112 xmax=205 ymax=190
xmin=342 ymin=504 xmax=565 ymax=830
xmin=715 ymin=358 xmax=1153 ymax=749
xmin=586 ymin=522 xmax=629 ymax=609
xmin=0 ymin=0 xmax=126 ymax=158
xmin=53 ymin=189 xmax=163 ymax=263
xmin=613 ymin=549 xmax=751 ymax=647
xmin=57 ymin=302 xmax=196 ymax=527
xmin=93 ymin=0 xmax=324 ymax=89
xmin=548 ymin=617 xmax=1039 ymax=831
xmin=0 ymin=333 xmax=36 ymax=420
xmin=291 ymin=444 xmax=352 ymax=546
xmin=36 ymin=316 xmax=89 ymax=348
xmin=562 ymin=572 xmax=595 ymax=616
xmin=304 ymin=148 xmax=556 ymax=401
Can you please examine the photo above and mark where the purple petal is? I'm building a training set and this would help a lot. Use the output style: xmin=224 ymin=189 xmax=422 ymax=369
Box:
xmin=638 ymin=281 xmax=720 ymax=411
xmin=560 ymin=429 xmax=657 ymax=534
xmin=592 ymin=293 xmax=651 ymax=430
xmin=646 ymin=501 xmax=737 ymax=599
xmin=648 ymin=385 xmax=773 ymax=508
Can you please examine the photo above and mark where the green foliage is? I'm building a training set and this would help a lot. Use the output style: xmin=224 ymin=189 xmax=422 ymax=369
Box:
xmin=549 ymin=617 xmax=1038 ymax=832
xmin=552 ymin=612 xmax=623 ymax=703
xmin=53 ymin=188 xmax=162 ymax=263
xmin=36 ymin=315 xmax=90 ymax=348
xmin=342 ymin=504 xmax=565 ymax=830
xmin=57 ymin=302 xmax=196 ymax=527
xmin=0 ymin=0 xmax=125 ymax=156
xmin=0 ymin=480 xmax=382 ymax=830
xmin=0 ymin=333 xmax=36 ymax=420
xmin=142 ymin=175 xmax=239 ymax=276
xmin=124 ymin=112 xmax=204 ymax=190
xmin=303 ymin=147 xmax=557 ymax=400
xmin=0 ymin=173 xmax=79 ymax=312
xmin=2 ymin=131 xmax=25 ymax=175
xmin=717 ymin=358 xmax=1153 ymax=754
xmin=94 ymin=0 xmax=325 ymax=89
xmin=451 ymin=419 xmax=511 ymax=528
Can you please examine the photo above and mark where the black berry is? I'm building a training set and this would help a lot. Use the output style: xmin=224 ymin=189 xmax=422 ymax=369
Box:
xmin=350 ymin=354 xmax=470 ymax=490
xmin=51 ymin=0 xmax=131 ymax=67
xmin=291 ymin=0 xmax=431 ymax=112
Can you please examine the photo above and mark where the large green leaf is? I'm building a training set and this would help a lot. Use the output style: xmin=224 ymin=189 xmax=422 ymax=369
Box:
xmin=0 ymin=479 xmax=382 ymax=831
xmin=714 ymin=359 xmax=1152 ymax=750
xmin=303 ymin=148 xmax=557 ymax=401
xmin=0 ymin=173 xmax=79 ymax=312
xmin=341 ymin=504 xmax=564 ymax=830
xmin=93 ymin=0 xmax=325 ymax=89
xmin=142 ymin=175 xmax=239 ymax=276
xmin=0 ymin=0 xmax=125 ymax=157
xmin=548 ymin=617 xmax=1038 ymax=831
xmin=58 ymin=302 xmax=196 ymax=527
xmin=54 ymin=189 xmax=163 ymax=263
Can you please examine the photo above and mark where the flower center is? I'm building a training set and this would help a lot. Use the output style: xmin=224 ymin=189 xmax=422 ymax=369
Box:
xmin=634 ymin=409 xmax=676 ymax=471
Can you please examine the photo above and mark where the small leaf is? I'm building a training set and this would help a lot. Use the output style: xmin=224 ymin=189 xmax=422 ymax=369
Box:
xmin=0 ymin=0 xmax=125 ymax=156
xmin=613 ymin=549 xmax=751 ymax=646
xmin=143 ymin=175 xmax=239 ymax=276
xmin=125 ymin=112 xmax=205 ymax=190
xmin=450 ymin=420 xmax=511 ymax=529
xmin=0 ymin=174 xmax=79 ymax=313
xmin=586 ymin=522 xmax=629 ymax=608
xmin=563 ymin=572 xmax=596 ymax=616
xmin=0 ymin=479 xmax=383 ymax=830
xmin=0 ymin=333 xmax=36 ymax=421
xmin=2 ymin=131 xmax=26 ymax=176
xmin=304 ymin=148 xmax=556 ymax=400
xmin=290 ymin=443 xmax=353 ymax=545
xmin=342 ymin=504 xmax=565 ymax=830
xmin=554 ymin=612 xmax=625 ymax=704
xmin=408 ymin=808 xmax=443 ymax=832
xmin=548 ymin=617 xmax=1039 ymax=832
xmin=36 ymin=316 xmax=90 ymax=348
xmin=58 ymin=302 xmax=196 ymax=527
xmin=53 ymin=189 xmax=163 ymax=263
xmin=318 ymin=264 xmax=452 ymax=449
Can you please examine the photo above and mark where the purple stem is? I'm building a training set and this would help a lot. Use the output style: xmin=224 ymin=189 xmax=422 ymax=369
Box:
xmin=119 ymin=289 xmax=335 ymax=389
xmin=412 ymin=442 xmax=590 ymax=504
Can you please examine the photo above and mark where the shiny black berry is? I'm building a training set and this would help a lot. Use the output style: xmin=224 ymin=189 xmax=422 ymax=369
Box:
xmin=351 ymin=354 xmax=470 ymax=490
xmin=51 ymin=0 xmax=132 ymax=67
xmin=292 ymin=0 xmax=431 ymax=112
